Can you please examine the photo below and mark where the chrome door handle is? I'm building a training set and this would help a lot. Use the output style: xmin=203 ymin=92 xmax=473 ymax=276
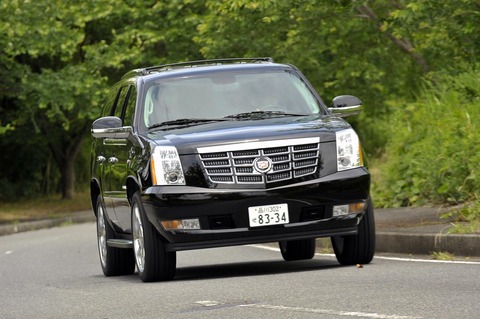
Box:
xmin=108 ymin=157 xmax=119 ymax=164
xmin=97 ymin=156 xmax=106 ymax=163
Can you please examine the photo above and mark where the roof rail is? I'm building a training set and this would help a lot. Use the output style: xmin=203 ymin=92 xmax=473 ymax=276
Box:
xmin=123 ymin=57 xmax=274 ymax=78
xmin=145 ymin=57 xmax=274 ymax=74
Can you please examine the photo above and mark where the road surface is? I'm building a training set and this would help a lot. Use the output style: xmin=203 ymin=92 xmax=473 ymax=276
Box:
xmin=1 ymin=223 xmax=479 ymax=318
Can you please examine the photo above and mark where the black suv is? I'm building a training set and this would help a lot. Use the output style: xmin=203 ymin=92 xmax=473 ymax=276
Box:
xmin=90 ymin=58 xmax=375 ymax=282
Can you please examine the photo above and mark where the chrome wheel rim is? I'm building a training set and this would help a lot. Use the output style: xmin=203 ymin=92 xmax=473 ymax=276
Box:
xmin=97 ymin=205 xmax=107 ymax=268
xmin=132 ymin=203 xmax=145 ymax=273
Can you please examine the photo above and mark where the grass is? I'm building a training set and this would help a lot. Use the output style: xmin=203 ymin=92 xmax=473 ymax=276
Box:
xmin=431 ymin=251 xmax=455 ymax=261
xmin=0 ymin=192 xmax=91 ymax=224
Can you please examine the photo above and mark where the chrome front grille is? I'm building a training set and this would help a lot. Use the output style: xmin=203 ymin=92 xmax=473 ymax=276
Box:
xmin=198 ymin=138 xmax=320 ymax=185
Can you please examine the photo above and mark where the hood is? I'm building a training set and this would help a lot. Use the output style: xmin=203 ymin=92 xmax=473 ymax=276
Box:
xmin=146 ymin=115 xmax=350 ymax=155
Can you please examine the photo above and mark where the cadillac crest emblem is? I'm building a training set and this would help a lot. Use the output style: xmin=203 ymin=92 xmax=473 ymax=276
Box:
xmin=253 ymin=157 xmax=273 ymax=173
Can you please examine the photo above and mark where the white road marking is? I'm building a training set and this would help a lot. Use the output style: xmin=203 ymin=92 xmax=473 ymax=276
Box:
xmin=196 ymin=300 xmax=421 ymax=319
xmin=238 ymin=304 xmax=422 ymax=319
xmin=193 ymin=245 xmax=477 ymax=319
xmin=372 ymin=255 xmax=480 ymax=265
xmin=249 ymin=244 xmax=480 ymax=265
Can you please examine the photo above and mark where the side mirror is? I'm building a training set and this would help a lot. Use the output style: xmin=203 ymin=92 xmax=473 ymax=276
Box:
xmin=328 ymin=95 xmax=363 ymax=117
xmin=91 ymin=116 xmax=132 ymax=139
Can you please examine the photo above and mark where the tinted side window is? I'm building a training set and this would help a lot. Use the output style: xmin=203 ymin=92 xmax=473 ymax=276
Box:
xmin=113 ymin=86 xmax=129 ymax=118
xmin=123 ymin=86 xmax=136 ymax=127
xmin=101 ymin=86 xmax=121 ymax=117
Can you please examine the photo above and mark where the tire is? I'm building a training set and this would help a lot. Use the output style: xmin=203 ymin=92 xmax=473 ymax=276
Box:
xmin=96 ymin=195 xmax=135 ymax=276
xmin=279 ymin=238 xmax=316 ymax=261
xmin=331 ymin=199 xmax=376 ymax=265
xmin=131 ymin=192 xmax=176 ymax=282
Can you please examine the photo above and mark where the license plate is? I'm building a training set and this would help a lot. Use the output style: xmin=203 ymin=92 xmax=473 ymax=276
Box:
xmin=248 ymin=203 xmax=289 ymax=227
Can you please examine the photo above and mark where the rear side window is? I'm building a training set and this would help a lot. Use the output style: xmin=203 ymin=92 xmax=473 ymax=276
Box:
xmin=100 ymin=84 xmax=131 ymax=119
xmin=101 ymin=86 xmax=120 ymax=117
xmin=123 ymin=87 xmax=137 ymax=127
xmin=113 ymin=86 xmax=129 ymax=118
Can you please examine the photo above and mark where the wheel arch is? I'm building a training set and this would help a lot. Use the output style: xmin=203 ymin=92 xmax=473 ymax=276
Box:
xmin=126 ymin=176 xmax=141 ymax=206
xmin=90 ymin=179 xmax=101 ymax=217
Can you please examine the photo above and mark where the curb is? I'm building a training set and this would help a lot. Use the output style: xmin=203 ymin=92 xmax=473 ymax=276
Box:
xmin=0 ymin=211 xmax=95 ymax=237
xmin=375 ymin=231 xmax=480 ymax=257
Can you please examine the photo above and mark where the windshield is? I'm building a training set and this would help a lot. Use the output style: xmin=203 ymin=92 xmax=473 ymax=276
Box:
xmin=143 ymin=70 xmax=322 ymax=129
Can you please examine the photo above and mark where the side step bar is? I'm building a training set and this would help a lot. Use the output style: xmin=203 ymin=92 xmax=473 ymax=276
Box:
xmin=107 ymin=239 xmax=133 ymax=249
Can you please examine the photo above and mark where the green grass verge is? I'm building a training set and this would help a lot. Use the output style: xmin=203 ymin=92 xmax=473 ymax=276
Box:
xmin=0 ymin=192 xmax=91 ymax=224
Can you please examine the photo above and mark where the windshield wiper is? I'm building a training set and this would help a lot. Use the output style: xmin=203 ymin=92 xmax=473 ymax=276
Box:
xmin=149 ymin=118 xmax=229 ymax=129
xmin=223 ymin=111 xmax=307 ymax=119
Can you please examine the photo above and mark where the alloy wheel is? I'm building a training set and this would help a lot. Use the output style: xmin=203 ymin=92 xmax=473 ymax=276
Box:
xmin=132 ymin=203 xmax=146 ymax=273
xmin=97 ymin=205 xmax=107 ymax=268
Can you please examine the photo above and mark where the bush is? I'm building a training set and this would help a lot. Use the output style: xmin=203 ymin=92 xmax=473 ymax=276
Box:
xmin=441 ymin=201 xmax=480 ymax=234
xmin=372 ymin=70 xmax=480 ymax=207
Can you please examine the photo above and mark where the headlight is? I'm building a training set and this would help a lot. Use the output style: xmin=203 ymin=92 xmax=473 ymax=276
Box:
xmin=336 ymin=128 xmax=363 ymax=171
xmin=151 ymin=146 xmax=186 ymax=185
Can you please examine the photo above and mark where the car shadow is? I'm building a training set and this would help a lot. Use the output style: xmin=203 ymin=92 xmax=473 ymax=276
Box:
xmin=93 ymin=253 xmax=346 ymax=283
xmin=173 ymin=257 xmax=341 ymax=282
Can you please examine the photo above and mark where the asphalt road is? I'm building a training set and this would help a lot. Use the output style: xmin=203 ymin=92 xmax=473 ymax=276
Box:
xmin=1 ymin=223 xmax=479 ymax=319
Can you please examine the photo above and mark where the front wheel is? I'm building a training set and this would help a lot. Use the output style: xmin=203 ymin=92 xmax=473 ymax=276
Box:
xmin=279 ymin=238 xmax=316 ymax=261
xmin=131 ymin=192 xmax=176 ymax=282
xmin=331 ymin=199 xmax=376 ymax=265
xmin=96 ymin=195 xmax=135 ymax=276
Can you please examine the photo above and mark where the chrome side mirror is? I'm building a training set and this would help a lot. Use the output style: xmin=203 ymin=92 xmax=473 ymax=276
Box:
xmin=91 ymin=116 xmax=132 ymax=139
xmin=328 ymin=95 xmax=363 ymax=117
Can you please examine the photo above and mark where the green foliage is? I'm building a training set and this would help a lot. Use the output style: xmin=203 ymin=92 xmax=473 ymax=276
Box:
xmin=0 ymin=0 xmax=204 ymax=199
xmin=442 ymin=201 xmax=480 ymax=234
xmin=380 ymin=0 xmax=480 ymax=73
xmin=0 ymin=123 xmax=13 ymax=135
xmin=373 ymin=69 xmax=480 ymax=207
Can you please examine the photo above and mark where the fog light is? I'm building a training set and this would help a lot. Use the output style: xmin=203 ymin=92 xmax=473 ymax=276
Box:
xmin=161 ymin=219 xmax=200 ymax=230
xmin=333 ymin=202 xmax=366 ymax=217
xmin=333 ymin=205 xmax=349 ymax=217
xmin=182 ymin=219 xmax=201 ymax=230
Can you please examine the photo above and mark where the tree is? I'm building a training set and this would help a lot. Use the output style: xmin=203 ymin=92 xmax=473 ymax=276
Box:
xmin=0 ymin=0 xmax=204 ymax=199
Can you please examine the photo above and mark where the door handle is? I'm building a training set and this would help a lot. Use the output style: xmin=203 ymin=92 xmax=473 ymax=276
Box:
xmin=108 ymin=157 xmax=119 ymax=164
xmin=97 ymin=156 xmax=106 ymax=163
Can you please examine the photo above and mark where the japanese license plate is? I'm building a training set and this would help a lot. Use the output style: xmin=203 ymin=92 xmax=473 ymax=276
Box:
xmin=248 ymin=203 xmax=289 ymax=227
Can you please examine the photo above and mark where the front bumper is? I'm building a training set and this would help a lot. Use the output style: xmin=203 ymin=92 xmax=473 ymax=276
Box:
xmin=142 ymin=168 xmax=370 ymax=251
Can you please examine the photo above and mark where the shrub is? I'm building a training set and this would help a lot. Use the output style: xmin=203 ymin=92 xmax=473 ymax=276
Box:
xmin=372 ymin=70 xmax=480 ymax=208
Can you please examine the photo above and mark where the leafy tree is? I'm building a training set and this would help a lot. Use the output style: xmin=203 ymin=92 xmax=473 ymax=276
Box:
xmin=0 ymin=0 xmax=204 ymax=199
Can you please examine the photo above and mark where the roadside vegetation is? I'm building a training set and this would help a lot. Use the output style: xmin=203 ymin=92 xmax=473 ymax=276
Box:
xmin=1 ymin=1 xmax=479 ymax=230
xmin=371 ymin=70 xmax=480 ymax=232
xmin=0 ymin=192 xmax=90 ymax=224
